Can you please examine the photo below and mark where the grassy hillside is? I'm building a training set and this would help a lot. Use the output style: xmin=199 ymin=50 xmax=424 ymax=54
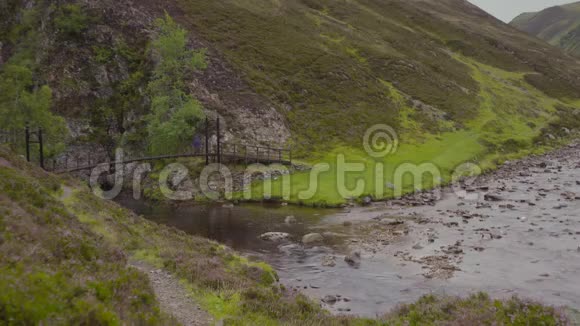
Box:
xmin=246 ymin=50 xmax=580 ymax=205
xmin=172 ymin=0 xmax=579 ymax=205
xmin=511 ymin=2 xmax=580 ymax=57
xmin=3 ymin=0 xmax=580 ymax=206
xmin=173 ymin=0 xmax=580 ymax=152
xmin=0 ymin=146 xmax=571 ymax=324
xmin=0 ymin=148 xmax=171 ymax=324
xmin=3 ymin=0 xmax=580 ymax=151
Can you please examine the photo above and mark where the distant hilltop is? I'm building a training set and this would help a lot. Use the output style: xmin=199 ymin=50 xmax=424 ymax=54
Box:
xmin=511 ymin=2 xmax=580 ymax=57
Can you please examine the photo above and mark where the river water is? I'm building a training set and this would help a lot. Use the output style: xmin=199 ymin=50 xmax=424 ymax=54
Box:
xmin=117 ymin=143 xmax=580 ymax=317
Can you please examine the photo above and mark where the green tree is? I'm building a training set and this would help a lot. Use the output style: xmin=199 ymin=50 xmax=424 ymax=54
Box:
xmin=0 ymin=6 xmax=66 ymax=157
xmin=147 ymin=13 xmax=206 ymax=155
xmin=54 ymin=4 xmax=90 ymax=37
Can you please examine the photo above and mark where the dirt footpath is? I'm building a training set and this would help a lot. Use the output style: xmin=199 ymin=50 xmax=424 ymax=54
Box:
xmin=130 ymin=260 xmax=213 ymax=326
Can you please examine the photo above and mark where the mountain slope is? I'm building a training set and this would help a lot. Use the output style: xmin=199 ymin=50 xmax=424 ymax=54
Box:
xmin=2 ymin=0 xmax=580 ymax=205
xmin=173 ymin=0 xmax=580 ymax=153
xmin=510 ymin=2 xmax=580 ymax=57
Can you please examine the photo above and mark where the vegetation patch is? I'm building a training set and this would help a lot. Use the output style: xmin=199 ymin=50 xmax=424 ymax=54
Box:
xmin=0 ymin=147 xmax=170 ymax=325
xmin=387 ymin=293 xmax=569 ymax=325
xmin=146 ymin=14 xmax=207 ymax=155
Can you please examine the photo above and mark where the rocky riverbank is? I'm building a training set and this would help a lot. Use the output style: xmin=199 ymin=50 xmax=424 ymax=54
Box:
xmin=277 ymin=142 xmax=580 ymax=316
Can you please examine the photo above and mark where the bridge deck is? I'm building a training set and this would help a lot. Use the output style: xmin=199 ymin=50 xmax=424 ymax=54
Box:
xmin=53 ymin=152 xmax=292 ymax=174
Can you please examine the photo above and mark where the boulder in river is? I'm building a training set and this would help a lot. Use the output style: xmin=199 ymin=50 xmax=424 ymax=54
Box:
xmin=322 ymin=295 xmax=338 ymax=304
xmin=321 ymin=255 xmax=336 ymax=267
xmin=412 ymin=243 xmax=424 ymax=250
xmin=285 ymin=216 xmax=297 ymax=224
xmin=362 ymin=196 xmax=372 ymax=206
xmin=278 ymin=244 xmax=305 ymax=256
xmin=344 ymin=251 xmax=361 ymax=267
xmin=484 ymin=193 xmax=504 ymax=202
xmin=322 ymin=232 xmax=349 ymax=239
xmin=259 ymin=232 xmax=291 ymax=242
xmin=302 ymin=233 xmax=324 ymax=245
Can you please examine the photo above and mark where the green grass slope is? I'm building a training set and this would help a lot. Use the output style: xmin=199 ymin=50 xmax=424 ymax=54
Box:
xmin=511 ymin=2 xmax=580 ymax=57
xmin=0 ymin=148 xmax=171 ymax=324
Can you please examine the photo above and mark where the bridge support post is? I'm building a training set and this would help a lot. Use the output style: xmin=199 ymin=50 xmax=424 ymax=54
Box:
xmin=216 ymin=117 xmax=221 ymax=165
xmin=205 ymin=117 xmax=209 ymax=166
xmin=233 ymin=144 xmax=237 ymax=164
xmin=38 ymin=127 xmax=44 ymax=169
xmin=25 ymin=124 xmax=30 ymax=162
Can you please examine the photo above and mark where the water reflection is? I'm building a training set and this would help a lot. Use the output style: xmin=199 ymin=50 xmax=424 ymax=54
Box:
xmin=117 ymin=194 xmax=337 ymax=252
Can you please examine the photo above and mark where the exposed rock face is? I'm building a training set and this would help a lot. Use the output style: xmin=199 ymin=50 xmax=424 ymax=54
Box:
xmin=3 ymin=0 xmax=290 ymax=159
xmin=125 ymin=0 xmax=291 ymax=146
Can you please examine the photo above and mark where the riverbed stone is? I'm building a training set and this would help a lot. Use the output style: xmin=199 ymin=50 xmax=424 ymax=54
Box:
xmin=302 ymin=233 xmax=324 ymax=245
xmin=278 ymin=244 xmax=304 ymax=256
xmin=321 ymin=255 xmax=336 ymax=267
xmin=484 ymin=193 xmax=504 ymax=202
xmin=285 ymin=216 xmax=297 ymax=224
xmin=322 ymin=232 xmax=349 ymax=239
xmin=259 ymin=232 xmax=291 ymax=242
xmin=322 ymin=295 xmax=338 ymax=304
xmin=362 ymin=196 xmax=372 ymax=206
xmin=344 ymin=251 xmax=361 ymax=267
xmin=412 ymin=243 xmax=424 ymax=250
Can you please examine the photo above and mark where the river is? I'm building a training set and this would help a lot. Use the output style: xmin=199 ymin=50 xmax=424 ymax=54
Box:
xmin=117 ymin=143 xmax=580 ymax=317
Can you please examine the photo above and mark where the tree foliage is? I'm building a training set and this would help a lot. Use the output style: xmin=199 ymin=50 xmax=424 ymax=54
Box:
xmin=0 ymin=6 xmax=66 ymax=156
xmin=146 ymin=13 xmax=206 ymax=155
xmin=53 ymin=4 xmax=90 ymax=37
